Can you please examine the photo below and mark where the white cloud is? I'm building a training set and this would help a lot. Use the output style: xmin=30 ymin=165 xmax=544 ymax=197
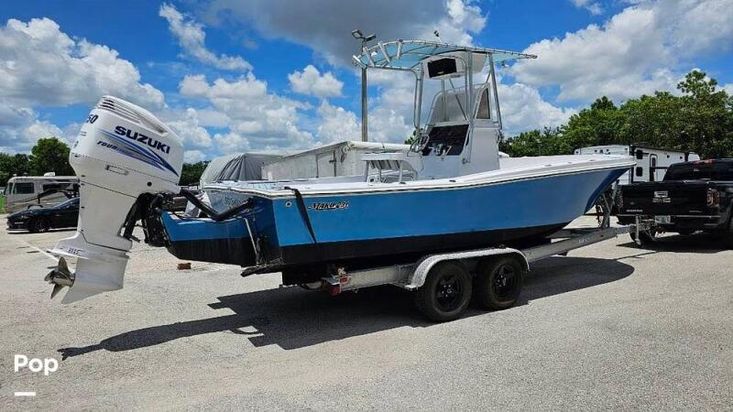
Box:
xmin=316 ymin=101 xmax=360 ymax=143
xmin=159 ymin=3 xmax=251 ymax=71
xmin=289 ymin=65 xmax=343 ymax=98
xmin=367 ymin=106 xmax=413 ymax=143
xmin=512 ymin=0 xmax=733 ymax=102
xmin=0 ymin=17 xmax=164 ymax=109
xmin=499 ymin=82 xmax=577 ymax=134
xmin=0 ymin=105 xmax=68 ymax=153
xmin=179 ymin=74 xmax=314 ymax=151
xmin=162 ymin=108 xmax=214 ymax=150
xmin=570 ymin=0 xmax=603 ymax=15
xmin=203 ymin=0 xmax=485 ymax=65
xmin=425 ymin=0 xmax=487 ymax=44
xmin=722 ymin=83 xmax=733 ymax=96
xmin=184 ymin=150 xmax=207 ymax=163
xmin=0 ymin=16 xmax=166 ymax=153
xmin=213 ymin=131 xmax=250 ymax=154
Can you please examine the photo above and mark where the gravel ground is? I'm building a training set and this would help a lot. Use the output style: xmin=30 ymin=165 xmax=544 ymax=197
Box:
xmin=0 ymin=216 xmax=731 ymax=410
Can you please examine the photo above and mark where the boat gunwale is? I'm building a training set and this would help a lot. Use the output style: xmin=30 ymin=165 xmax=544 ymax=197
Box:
xmin=205 ymin=158 xmax=636 ymax=199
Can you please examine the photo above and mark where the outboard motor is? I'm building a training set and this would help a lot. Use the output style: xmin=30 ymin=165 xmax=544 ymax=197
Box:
xmin=46 ymin=96 xmax=183 ymax=303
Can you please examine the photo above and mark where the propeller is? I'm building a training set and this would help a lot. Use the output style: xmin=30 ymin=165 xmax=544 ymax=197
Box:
xmin=45 ymin=257 xmax=75 ymax=299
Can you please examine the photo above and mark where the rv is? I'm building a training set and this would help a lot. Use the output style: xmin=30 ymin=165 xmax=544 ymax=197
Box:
xmin=574 ymin=145 xmax=700 ymax=184
xmin=4 ymin=176 xmax=79 ymax=213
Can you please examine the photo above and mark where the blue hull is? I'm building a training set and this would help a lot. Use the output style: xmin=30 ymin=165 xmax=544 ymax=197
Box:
xmin=162 ymin=167 xmax=624 ymax=269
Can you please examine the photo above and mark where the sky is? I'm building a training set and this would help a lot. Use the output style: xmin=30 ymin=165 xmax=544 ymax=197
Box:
xmin=1 ymin=0 xmax=732 ymax=162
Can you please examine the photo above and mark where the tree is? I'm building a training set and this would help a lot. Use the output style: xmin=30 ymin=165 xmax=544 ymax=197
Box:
xmin=618 ymin=91 xmax=686 ymax=150
xmin=562 ymin=96 xmax=622 ymax=150
xmin=0 ymin=153 xmax=30 ymax=185
xmin=676 ymin=70 xmax=732 ymax=158
xmin=504 ymin=70 xmax=733 ymax=159
xmin=500 ymin=127 xmax=565 ymax=157
xmin=29 ymin=137 xmax=74 ymax=176
xmin=180 ymin=161 xmax=209 ymax=186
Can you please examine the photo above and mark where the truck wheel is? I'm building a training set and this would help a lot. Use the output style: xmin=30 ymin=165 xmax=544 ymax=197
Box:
xmin=415 ymin=261 xmax=472 ymax=322
xmin=475 ymin=256 xmax=525 ymax=310
xmin=724 ymin=218 xmax=733 ymax=249
xmin=630 ymin=229 xmax=656 ymax=246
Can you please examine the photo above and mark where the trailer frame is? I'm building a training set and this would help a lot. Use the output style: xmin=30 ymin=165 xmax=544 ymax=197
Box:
xmin=310 ymin=220 xmax=645 ymax=321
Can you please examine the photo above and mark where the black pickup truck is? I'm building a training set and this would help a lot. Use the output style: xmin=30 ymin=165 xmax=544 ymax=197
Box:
xmin=617 ymin=159 xmax=733 ymax=247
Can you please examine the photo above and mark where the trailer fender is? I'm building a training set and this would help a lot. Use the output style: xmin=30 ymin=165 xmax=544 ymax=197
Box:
xmin=405 ymin=248 xmax=528 ymax=290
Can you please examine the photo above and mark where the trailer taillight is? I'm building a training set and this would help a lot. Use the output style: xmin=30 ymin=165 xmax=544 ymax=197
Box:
xmin=706 ymin=188 xmax=720 ymax=208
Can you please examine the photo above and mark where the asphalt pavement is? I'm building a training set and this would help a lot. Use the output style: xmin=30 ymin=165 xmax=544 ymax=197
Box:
xmin=1 ymin=216 xmax=731 ymax=410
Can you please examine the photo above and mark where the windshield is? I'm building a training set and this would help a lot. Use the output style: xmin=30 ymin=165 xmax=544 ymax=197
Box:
xmin=664 ymin=162 xmax=733 ymax=181
xmin=52 ymin=197 xmax=79 ymax=209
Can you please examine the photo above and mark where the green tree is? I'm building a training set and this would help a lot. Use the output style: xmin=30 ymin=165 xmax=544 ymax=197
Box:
xmin=676 ymin=70 xmax=732 ymax=157
xmin=504 ymin=70 xmax=732 ymax=159
xmin=562 ymin=96 xmax=622 ymax=150
xmin=0 ymin=153 xmax=31 ymax=185
xmin=617 ymin=91 xmax=686 ymax=150
xmin=180 ymin=161 xmax=209 ymax=186
xmin=501 ymin=127 xmax=565 ymax=157
xmin=29 ymin=137 xmax=74 ymax=176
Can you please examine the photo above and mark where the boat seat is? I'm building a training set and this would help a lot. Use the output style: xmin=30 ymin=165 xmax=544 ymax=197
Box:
xmin=422 ymin=124 xmax=469 ymax=156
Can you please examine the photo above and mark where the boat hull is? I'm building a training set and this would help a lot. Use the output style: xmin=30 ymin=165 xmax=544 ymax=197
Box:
xmin=161 ymin=166 xmax=625 ymax=271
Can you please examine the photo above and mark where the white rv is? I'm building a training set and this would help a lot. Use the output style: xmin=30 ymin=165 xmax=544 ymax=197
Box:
xmin=4 ymin=175 xmax=79 ymax=213
xmin=574 ymin=145 xmax=700 ymax=184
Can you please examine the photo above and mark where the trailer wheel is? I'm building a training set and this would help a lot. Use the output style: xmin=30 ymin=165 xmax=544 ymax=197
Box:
xmin=415 ymin=261 xmax=472 ymax=322
xmin=475 ymin=256 xmax=525 ymax=310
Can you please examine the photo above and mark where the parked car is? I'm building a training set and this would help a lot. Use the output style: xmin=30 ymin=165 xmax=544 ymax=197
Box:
xmin=6 ymin=197 xmax=79 ymax=232
xmin=617 ymin=159 xmax=733 ymax=247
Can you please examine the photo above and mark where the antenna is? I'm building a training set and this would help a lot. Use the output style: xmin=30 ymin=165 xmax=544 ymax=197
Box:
xmin=351 ymin=29 xmax=376 ymax=45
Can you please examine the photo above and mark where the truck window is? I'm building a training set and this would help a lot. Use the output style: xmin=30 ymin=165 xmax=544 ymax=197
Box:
xmin=12 ymin=182 xmax=34 ymax=194
xmin=664 ymin=162 xmax=733 ymax=181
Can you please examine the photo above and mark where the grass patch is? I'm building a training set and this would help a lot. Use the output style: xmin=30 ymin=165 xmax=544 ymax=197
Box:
xmin=0 ymin=196 xmax=5 ymax=214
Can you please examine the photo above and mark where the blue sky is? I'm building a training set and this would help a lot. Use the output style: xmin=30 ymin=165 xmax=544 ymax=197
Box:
xmin=1 ymin=0 xmax=732 ymax=162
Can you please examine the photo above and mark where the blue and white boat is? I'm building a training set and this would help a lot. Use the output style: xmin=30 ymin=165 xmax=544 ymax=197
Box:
xmin=47 ymin=39 xmax=635 ymax=303
xmin=156 ymin=40 xmax=634 ymax=278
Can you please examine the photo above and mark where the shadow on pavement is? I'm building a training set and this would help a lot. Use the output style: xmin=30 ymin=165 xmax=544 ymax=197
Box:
xmin=58 ymin=256 xmax=634 ymax=359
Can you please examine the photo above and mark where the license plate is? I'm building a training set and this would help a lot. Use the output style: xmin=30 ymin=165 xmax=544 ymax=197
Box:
xmin=654 ymin=215 xmax=671 ymax=224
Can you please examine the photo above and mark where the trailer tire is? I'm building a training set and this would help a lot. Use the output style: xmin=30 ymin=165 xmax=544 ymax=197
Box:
xmin=415 ymin=261 xmax=472 ymax=322
xmin=475 ymin=256 xmax=524 ymax=310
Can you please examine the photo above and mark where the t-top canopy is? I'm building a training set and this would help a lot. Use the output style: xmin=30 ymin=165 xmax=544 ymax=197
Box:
xmin=352 ymin=39 xmax=536 ymax=71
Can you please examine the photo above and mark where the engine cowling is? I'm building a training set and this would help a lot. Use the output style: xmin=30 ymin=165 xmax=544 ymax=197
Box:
xmin=48 ymin=96 xmax=183 ymax=303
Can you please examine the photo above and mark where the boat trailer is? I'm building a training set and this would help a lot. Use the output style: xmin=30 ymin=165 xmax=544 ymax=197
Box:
xmin=283 ymin=219 xmax=647 ymax=322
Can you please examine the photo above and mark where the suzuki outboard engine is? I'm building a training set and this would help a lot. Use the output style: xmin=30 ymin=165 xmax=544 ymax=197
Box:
xmin=47 ymin=96 xmax=183 ymax=303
